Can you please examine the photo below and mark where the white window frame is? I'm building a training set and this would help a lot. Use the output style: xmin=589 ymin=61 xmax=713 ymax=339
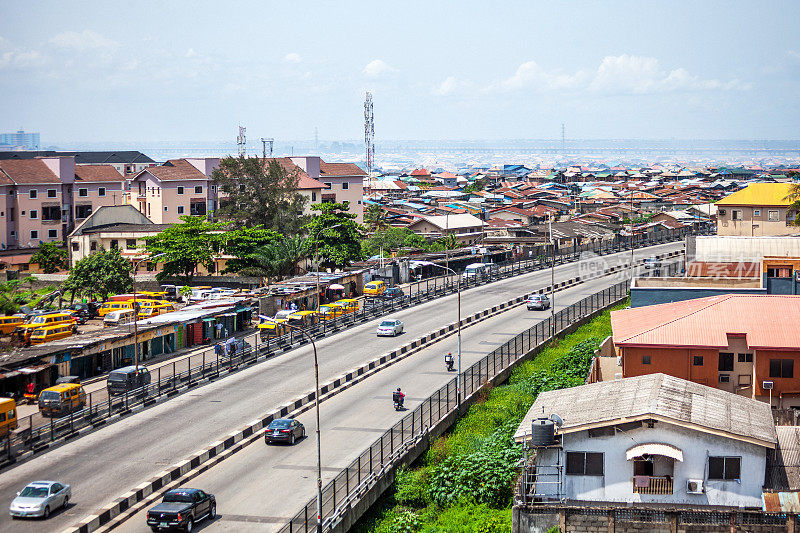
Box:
xmin=98 ymin=187 xmax=106 ymax=197
xmin=47 ymin=189 xmax=57 ymax=198
xmin=164 ymin=206 xmax=169 ymax=211
xmin=48 ymin=229 xmax=58 ymax=238
xmin=30 ymin=230 xmax=38 ymax=239
xmin=731 ymin=209 xmax=742 ymax=221
xmin=29 ymin=189 xmax=37 ymax=199
xmin=177 ymin=206 xmax=185 ymax=214
xmin=769 ymin=210 xmax=780 ymax=221
xmin=194 ymin=185 xmax=203 ymax=194
xmin=177 ymin=186 xmax=184 ymax=195
xmin=342 ymin=182 xmax=349 ymax=190
xmin=753 ymin=209 xmax=761 ymax=217
xmin=29 ymin=209 xmax=38 ymax=220
xmin=78 ymin=188 xmax=88 ymax=197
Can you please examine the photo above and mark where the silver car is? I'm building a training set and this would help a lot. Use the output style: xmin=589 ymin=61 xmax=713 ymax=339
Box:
xmin=526 ymin=294 xmax=550 ymax=310
xmin=376 ymin=319 xmax=404 ymax=337
xmin=10 ymin=481 xmax=71 ymax=519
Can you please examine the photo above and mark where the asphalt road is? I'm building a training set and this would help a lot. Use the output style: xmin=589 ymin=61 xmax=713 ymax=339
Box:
xmin=111 ymin=268 xmax=648 ymax=533
xmin=0 ymin=242 xmax=681 ymax=533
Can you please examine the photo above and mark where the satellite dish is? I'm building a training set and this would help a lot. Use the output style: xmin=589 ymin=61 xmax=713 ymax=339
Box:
xmin=550 ymin=414 xmax=563 ymax=427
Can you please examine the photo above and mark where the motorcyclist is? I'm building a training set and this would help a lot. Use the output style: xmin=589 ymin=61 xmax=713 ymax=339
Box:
xmin=444 ymin=352 xmax=454 ymax=371
xmin=392 ymin=387 xmax=405 ymax=408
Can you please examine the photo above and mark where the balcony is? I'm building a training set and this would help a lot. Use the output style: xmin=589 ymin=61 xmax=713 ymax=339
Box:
xmin=632 ymin=476 xmax=673 ymax=495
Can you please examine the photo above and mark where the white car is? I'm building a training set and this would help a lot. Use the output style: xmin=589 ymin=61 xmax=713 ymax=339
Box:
xmin=10 ymin=481 xmax=71 ymax=519
xmin=376 ymin=319 xmax=404 ymax=337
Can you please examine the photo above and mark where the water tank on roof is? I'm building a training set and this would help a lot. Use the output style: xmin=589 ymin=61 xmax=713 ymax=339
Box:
xmin=531 ymin=417 xmax=555 ymax=446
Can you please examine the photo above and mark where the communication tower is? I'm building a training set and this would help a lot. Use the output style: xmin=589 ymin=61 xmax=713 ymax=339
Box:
xmin=260 ymin=138 xmax=274 ymax=159
xmin=364 ymin=92 xmax=374 ymax=177
xmin=237 ymin=125 xmax=247 ymax=157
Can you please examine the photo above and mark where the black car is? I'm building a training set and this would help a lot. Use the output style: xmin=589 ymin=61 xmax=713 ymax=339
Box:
xmin=146 ymin=488 xmax=215 ymax=532
xmin=68 ymin=308 xmax=90 ymax=325
xmin=382 ymin=287 xmax=405 ymax=299
xmin=107 ymin=366 xmax=151 ymax=397
xmin=265 ymin=418 xmax=305 ymax=445
xmin=70 ymin=302 xmax=100 ymax=319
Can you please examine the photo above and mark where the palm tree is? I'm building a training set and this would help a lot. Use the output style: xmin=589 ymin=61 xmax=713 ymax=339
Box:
xmin=364 ymin=203 xmax=388 ymax=231
xmin=243 ymin=235 xmax=310 ymax=283
xmin=786 ymin=184 xmax=800 ymax=225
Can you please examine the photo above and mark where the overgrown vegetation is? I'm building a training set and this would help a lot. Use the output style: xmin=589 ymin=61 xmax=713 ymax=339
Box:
xmin=354 ymin=301 xmax=626 ymax=533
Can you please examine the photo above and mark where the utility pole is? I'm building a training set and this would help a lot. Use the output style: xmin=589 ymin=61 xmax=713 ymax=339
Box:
xmin=549 ymin=214 xmax=556 ymax=338
xmin=364 ymin=92 xmax=374 ymax=177
xmin=237 ymin=125 xmax=246 ymax=157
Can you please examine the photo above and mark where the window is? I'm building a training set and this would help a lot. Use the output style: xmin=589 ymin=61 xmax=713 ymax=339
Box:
xmin=177 ymin=206 xmax=184 ymax=215
xmin=42 ymin=206 xmax=60 ymax=221
xmin=342 ymin=182 xmax=349 ymax=190
xmin=708 ymin=456 xmax=741 ymax=481
xmin=90 ymin=241 xmax=97 ymax=251
xmin=731 ymin=210 xmax=742 ymax=221
xmin=48 ymin=229 xmax=57 ymax=238
xmin=769 ymin=210 xmax=780 ymax=221
xmin=718 ymin=352 xmax=734 ymax=372
xmin=312 ymin=192 xmax=317 ymax=202
xmin=693 ymin=356 xmax=704 ymax=366
xmin=29 ymin=189 xmax=37 ymax=199
xmin=239 ymin=184 xmax=246 ymax=193
xmin=753 ymin=209 xmax=761 ymax=217
xmin=71 ymin=242 xmax=78 ymax=252
xmin=738 ymin=353 xmax=753 ymax=363
xmin=30 ymin=230 xmax=38 ymax=239
xmin=164 ymin=206 xmax=168 ymax=211
xmin=98 ymin=187 xmax=106 ymax=197
xmin=211 ymin=185 xmax=217 ymax=192
xmin=767 ymin=267 xmax=792 ymax=278
xmin=194 ymin=185 xmax=203 ymax=194
xmin=126 ymin=239 xmax=136 ymax=249
xmin=47 ymin=189 xmax=57 ymax=198
xmin=324 ymin=182 xmax=332 ymax=189
xmin=566 ymin=452 xmax=603 ymax=476
xmin=29 ymin=209 xmax=38 ymax=220
xmin=177 ymin=186 xmax=184 ymax=195
xmin=190 ymin=202 xmax=206 ymax=216
xmin=110 ymin=240 xmax=118 ymax=249
xmin=9 ymin=230 xmax=15 ymax=238
xmin=719 ymin=374 xmax=730 ymax=383
xmin=78 ymin=188 xmax=88 ymax=197
xmin=75 ymin=205 xmax=92 ymax=219
xmin=770 ymin=359 xmax=794 ymax=378
xmin=641 ymin=355 xmax=651 ymax=365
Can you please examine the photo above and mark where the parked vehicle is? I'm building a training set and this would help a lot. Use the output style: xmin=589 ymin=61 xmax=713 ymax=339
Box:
xmin=29 ymin=324 xmax=74 ymax=345
xmin=69 ymin=302 xmax=100 ymax=319
xmin=526 ymin=294 xmax=551 ymax=310
xmin=258 ymin=319 xmax=288 ymax=340
xmin=9 ymin=481 xmax=71 ymax=519
xmin=146 ymin=488 xmax=216 ymax=532
xmin=377 ymin=319 xmax=404 ymax=337
xmin=38 ymin=383 xmax=85 ymax=417
xmin=103 ymin=309 xmax=136 ymax=328
xmin=287 ymin=310 xmax=318 ymax=328
xmin=334 ymin=298 xmax=359 ymax=314
xmin=264 ymin=418 xmax=305 ymax=445
xmin=0 ymin=397 xmax=17 ymax=438
xmin=462 ymin=262 xmax=496 ymax=279
xmin=107 ymin=366 xmax=151 ymax=397
xmin=13 ymin=312 xmax=76 ymax=344
xmin=363 ymin=280 xmax=386 ymax=296
xmin=55 ymin=376 xmax=80 ymax=385
xmin=68 ymin=308 xmax=90 ymax=325
xmin=382 ymin=287 xmax=405 ymax=300
xmin=97 ymin=300 xmax=141 ymax=318
xmin=138 ymin=302 xmax=175 ymax=319
xmin=274 ymin=309 xmax=293 ymax=320
xmin=0 ymin=315 xmax=25 ymax=335
xmin=316 ymin=305 xmax=343 ymax=321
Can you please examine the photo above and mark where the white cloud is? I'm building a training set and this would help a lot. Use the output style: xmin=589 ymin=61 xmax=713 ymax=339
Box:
xmin=50 ymin=30 xmax=118 ymax=51
xmin=284 ymin=52 xmax=302 ymax=64
xmin=488 ymin=55 xmax=744 ymax=95
xmin=185 ymin=48 xmax=197 ymax=58
xmin=431 ymin=76 xmax=464 ymax=96
xmin=0 ymin=49 xmax=44 ymax=70
xmin=362 ymin=59 xmax=395 ymax=78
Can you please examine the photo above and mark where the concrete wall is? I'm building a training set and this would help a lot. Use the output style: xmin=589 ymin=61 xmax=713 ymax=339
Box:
xmin=693 ymin=236 xmax=800 ymax=262
xmin=717 ymin=205 xmax=793 ymax=237
xmin=534 ymin=422 xmax=767 ymax=507
xmin=630 ymin=286 xmax=766 ymax=307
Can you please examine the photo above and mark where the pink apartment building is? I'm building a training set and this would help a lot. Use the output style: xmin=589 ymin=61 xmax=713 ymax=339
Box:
xmin=0 ymin=157 xmax=125 ymax=249
xmin=290 ymin=157 xmax=365 ymax=222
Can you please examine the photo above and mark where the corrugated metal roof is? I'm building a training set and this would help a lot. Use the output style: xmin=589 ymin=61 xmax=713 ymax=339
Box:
xmin=514 ymin=374 xmax=776 ymax=448
xmin=716 ymin=182 xmax=794 ymax=207
xmin=765 ymin=426 xmax=800 ymax=491
xmin=612 ymin=295 xmax=800 ymax=350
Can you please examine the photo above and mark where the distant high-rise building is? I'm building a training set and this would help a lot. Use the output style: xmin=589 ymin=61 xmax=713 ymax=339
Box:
xmin=0 ymin=129 xmax=40 ymax=150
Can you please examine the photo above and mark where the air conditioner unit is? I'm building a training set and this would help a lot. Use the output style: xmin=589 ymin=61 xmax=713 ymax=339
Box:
xmin=719 ymin=209 xmax=726 ymax=216
xmin=763 ymin=381 xmax=774 ymax=390
xmin=686 ymin=479 xmax=704 ymax=494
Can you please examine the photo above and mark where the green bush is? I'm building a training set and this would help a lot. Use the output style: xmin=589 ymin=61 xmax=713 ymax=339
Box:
xmin=391 ymin=509 xmax=421 ymax=533
xmin=420 ymin=504 xmax=511 ymax=532
xmin=396 ymin=467 xmax=432 ymax=508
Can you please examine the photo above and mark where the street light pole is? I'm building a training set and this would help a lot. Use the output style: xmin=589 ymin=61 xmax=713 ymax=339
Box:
xmin=549 ymin=214 xmax=555 ymax=338
xmin=132 ymin=252 xmax=166 ymax=374
xmin=262 ymin=317 xmax=323 ymax=532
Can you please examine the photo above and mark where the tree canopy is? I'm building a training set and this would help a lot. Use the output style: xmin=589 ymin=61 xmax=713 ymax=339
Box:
xmin=219 ymin=225 xmax=283 ymax=274
xmin=304 ymin=202 xmax=363 ymax=270
xmin=361 ymin=226 xmax=428 ymax=258
xmin=212 ymin=156 xmax=308 ymax=235
xmin=30 ymin=243 xmax=68 ymax=273
xmin=239 ymin=234 xmax=309 ymax=281
xmin=63 ymin=248 xmax=133 ymax=301
xmin=363 ymin=203 xmax=388 ymax=232
xmin=144 ymin=216 xmax=224 ymax=282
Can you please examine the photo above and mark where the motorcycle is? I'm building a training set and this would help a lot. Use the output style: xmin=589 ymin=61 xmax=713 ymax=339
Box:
xmin=445 ymin=353 xmax=455 ymax=371
xmin=392 ymin=391 xmax=404 ymax=411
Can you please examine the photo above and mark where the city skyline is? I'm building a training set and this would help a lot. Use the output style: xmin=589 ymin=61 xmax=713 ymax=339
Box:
xmin=1 ymin=1 xmax=799 ymax=143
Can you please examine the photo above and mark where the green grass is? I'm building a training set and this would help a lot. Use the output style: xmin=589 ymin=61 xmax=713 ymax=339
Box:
xmin=353 ymin=299 xmax=627 ymax=533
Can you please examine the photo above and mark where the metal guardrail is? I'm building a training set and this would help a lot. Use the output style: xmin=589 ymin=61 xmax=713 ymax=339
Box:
xmin=0 ymin=226 xmax=691 ymax=465
xmin=279 ymin=279 xmax=633 ymax=532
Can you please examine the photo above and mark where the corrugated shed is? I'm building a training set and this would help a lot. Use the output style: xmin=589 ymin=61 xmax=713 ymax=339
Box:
xmin=611 ymin=295 xmax=800 ymax=350
xmin=514 ymin=373 xmax=776 ymax=447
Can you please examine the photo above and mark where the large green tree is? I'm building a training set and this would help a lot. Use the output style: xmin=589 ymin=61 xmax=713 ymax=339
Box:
xmin=363 ymin=203 xmax=388 ymax=231
xmin=30 ymin=243 xmax=68 ymax=273
xmin=241 ymin=234 xmax=309 ymax=281
xmin=361 ymin=227 xmax=429 ymax=258
xmin=304 ymin=202 xmax=363 ymax=270
xmin=212 ymin=156 xmax=308 ymax=235
xmin=220 ymin=225 xmax=283 ymax=274
xmin=144 ymin=216 xmax=225 ymax=282
xmin=62 ymin=248 xmax=133 ymax=301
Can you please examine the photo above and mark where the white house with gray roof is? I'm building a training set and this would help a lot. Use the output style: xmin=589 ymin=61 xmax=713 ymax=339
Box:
xmin=514 ymin=374 xmax=776 ymax=508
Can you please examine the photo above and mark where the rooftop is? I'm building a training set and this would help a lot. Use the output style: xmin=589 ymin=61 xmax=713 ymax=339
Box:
xmin=716 ymin=182 xmax=794 ymax=207
xmin=514 ymin=373 xmax=776 ymax=448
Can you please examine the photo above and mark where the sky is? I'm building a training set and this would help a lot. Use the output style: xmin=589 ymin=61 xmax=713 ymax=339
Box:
xmin=1 ymin=1 xmax=799 ymax=144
